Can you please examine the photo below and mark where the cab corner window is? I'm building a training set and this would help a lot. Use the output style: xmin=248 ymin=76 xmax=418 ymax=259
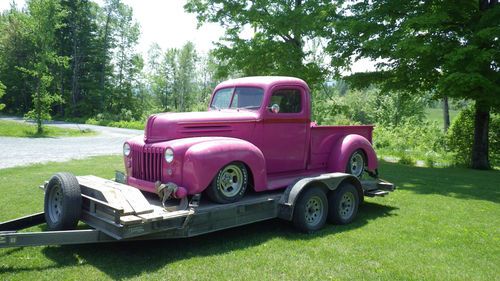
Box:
xmin=269 ymin=89 xmax=302 ymax=113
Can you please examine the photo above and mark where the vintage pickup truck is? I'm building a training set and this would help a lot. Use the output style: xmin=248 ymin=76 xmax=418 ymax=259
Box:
xmin=123 ymin=76 xmax=378 ymax=204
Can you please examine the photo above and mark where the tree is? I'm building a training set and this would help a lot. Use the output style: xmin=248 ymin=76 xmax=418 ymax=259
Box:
xmin=328 ymin=0 xmax=500 ymax=169
xmin=21 ymin=0 xmax=67 ymax=134
xmin=185 ymin=0 xmax=334 ymax=86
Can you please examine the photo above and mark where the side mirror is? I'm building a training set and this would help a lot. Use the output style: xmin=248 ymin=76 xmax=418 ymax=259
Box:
xmin=268 ymin=104 xmax=280 ymax=114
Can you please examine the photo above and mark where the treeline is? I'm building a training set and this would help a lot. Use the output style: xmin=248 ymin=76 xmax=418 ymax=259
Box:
xmin=0 ymin=0 xmax=215 ymax=129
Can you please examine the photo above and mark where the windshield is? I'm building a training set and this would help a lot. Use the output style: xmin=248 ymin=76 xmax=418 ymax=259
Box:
xmin=210 ymin=87 xmax=264 ymax=110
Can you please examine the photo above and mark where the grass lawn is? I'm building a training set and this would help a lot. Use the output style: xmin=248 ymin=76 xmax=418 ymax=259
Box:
xmin=425 ymin=107 xmax=459 ymax=127
xmin=0 ymin=120 xmax=96 ymax=138
xmin=0 ymin=156 xmax=498 ymax=280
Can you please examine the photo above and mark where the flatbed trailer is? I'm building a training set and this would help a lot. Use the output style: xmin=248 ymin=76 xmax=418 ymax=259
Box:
xmin=0 ymin=173 xmax=395 ymax=248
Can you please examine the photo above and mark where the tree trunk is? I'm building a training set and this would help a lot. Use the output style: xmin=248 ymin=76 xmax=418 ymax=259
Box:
xmin=471 ymin=100 xmax=490 ymax=169
xmin=36 ymin=79 xmax=42 ymax=134
xmin=443 ymin=96 xmax=450 ymax=131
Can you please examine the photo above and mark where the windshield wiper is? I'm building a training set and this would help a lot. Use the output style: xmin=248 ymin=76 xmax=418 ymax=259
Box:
xmin=210 ymin=105 xmax=220 ymax=110
xmin=238 ymin=106 xmax=260 ymax=110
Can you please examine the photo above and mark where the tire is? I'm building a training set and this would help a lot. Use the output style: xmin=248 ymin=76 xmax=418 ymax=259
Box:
xmin=293 ymin=187 xmax=328 ymax=233
xmin=206 ymin=162 xmax=248 ymax=204
xmin=346 ymin=149 xmax=366 ymax=178
xmin=44 ymin=172 xmax=82 ymax=230
xmin=327 ymin=183 xmax=359 ymax=225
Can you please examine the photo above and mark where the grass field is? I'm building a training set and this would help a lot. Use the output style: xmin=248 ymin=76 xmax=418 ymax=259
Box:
xmin=425 ymin=107 xmax=458 ymax=127
xmin=0 ymin=120 xmax=95 ymax=138
xmin=0 ymin=156 xmax=499 ymax=280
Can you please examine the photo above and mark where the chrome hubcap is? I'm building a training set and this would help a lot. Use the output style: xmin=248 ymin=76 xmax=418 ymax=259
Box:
xmin=350 ymin=152 xmax=364 ymax=177
xmin=339 ymin=192 xmax=355 ymax=220
xmin=48 ymin=183 xmax=63 ymax=223
xmin=218 ymin=165 xmax=244 ymax=197
xmin=304 ymin=196 xmax=323 ymax=226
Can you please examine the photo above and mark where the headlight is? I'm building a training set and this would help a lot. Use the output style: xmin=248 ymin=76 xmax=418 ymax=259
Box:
xmin=165 ymin=148 xmax=174 ymax=163
xmin=123 ymin=143 xmax=131 ymax=156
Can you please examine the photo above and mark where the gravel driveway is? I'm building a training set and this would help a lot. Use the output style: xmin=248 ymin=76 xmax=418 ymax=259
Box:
xmin=0 ymin=117 xmax=142 ymax=169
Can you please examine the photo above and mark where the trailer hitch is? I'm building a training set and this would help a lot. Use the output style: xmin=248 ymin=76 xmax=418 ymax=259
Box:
xmin=156 ymin=182 xmax=189 ymax=212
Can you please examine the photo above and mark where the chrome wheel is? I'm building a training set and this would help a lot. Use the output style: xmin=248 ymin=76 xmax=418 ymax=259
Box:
xmin=218 ymin=164 xmax=244 ymax=197
xmin=304 ymin=196 xmax=324 ymax=226
xmin=349 ymin=151 xmax=365 ymax=177
xmin=47 ymin=183 xmax=63 ymax=223
xmin=339 ymin=192 xmax=355 ymax=220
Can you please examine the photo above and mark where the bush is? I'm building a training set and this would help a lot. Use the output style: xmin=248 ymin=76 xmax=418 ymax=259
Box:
xmin=447 ymin=106 xmax=500 ymax=167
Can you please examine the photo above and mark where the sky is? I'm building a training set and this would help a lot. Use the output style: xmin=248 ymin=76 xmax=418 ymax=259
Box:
xmin=0 ymin=0 xmax=374 ymax=73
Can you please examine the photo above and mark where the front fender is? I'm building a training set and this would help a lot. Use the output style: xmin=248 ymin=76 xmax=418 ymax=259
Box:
xmin=182 ymin=138 xmax=267 ymax=194
xmin=327 ymin=134 xmax=378 ymax=173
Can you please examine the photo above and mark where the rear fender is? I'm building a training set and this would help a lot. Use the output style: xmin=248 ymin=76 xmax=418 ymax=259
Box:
xmin=327 ymin=134 xmax=378 ymax=173
xmin=278 ymin=173 xmax=363 ymax=221
xmin=182 ymin=138 xmax=267 ymax=194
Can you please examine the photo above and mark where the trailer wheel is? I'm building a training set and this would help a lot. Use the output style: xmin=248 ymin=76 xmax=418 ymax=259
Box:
xmin=346 ymin=149 xmax=365 ymax=178
xmin=206 ymin=162 xmax=248 ymax=204
xmin=44 ymin=172 xmax=82 ymax=230
xmin=293 ymin=187 xmax=328 ymax=233
xmin=328 ymin=183 xmax=359 ymax=225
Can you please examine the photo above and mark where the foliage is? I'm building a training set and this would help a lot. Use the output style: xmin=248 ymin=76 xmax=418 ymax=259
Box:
xmin=0 ymin=120 xmax=95 ymax=137
xmin=328 ymin=0 xmax=500 ymax=169
xmin=312 ymin=85 xmax=426 ymax=127
xmin=1 ymin=157 xmax=500 ymax=280
xmin=0 ymin=81 xmax=5 ymax=110
xmin=447 ymin=106 xmax=500 ymax=167
xmin=184 ymin=0 xmax=334 ymax=86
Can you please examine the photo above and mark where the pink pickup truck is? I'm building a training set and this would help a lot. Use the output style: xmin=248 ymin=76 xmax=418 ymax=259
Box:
xmin=123 ymin=76 xmax=378 ymax=204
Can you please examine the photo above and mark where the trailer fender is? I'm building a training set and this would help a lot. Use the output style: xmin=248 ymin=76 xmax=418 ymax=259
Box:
xmin=182 ymin=138 xmax=267 ymax=194
xmin=327 ymin=134 xmax=378 ymax=173
xmin=278 ymin=173 xmax=363 ymax=221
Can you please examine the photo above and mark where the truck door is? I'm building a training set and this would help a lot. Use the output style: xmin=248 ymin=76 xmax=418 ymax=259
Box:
xmin=262 ymin=86 xmax=309 ymax=174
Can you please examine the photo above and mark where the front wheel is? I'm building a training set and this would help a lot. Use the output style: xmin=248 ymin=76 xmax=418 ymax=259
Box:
xmin=327 ymin=183 xmax=360 ymax=225
xmin=293 ymin=187 xmax=328 ymax=233
xmin=206 ymin=162 xmax=249 ymax=204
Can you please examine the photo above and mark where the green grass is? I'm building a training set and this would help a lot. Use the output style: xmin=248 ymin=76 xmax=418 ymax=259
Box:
xmin=0 ymin=156 xmax=499 ymax=280
xmin=0 ymin=120 xmax=96 ymax=138
xmin=425 ymin=107 xmax=458 ymax=127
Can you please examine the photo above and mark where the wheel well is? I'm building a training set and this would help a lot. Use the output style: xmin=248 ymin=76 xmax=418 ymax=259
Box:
xmin=240 ymin=162 xmax=255 ymax=191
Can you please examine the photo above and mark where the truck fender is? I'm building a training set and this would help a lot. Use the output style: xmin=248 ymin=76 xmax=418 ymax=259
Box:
xmin=327 ymin=134 xmax=378 ymax=173
xmin=182 ymin=138 xmax=267 ymax=194
xmin=278 ymin=173 xmax=363 ymax=221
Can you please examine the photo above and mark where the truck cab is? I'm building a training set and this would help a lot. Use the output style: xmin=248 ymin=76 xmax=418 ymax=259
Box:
xmin=123 ymin=76 xmax=378 ymax=204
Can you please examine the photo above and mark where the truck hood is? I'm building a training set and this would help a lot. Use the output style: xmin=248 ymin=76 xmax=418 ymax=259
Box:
xmin=144 ymin=110 xmax=260 ymax=143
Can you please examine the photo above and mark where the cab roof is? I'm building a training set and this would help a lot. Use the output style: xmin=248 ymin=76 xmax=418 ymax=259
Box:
xmin=214 ymin=76 xmax=309 ymax=92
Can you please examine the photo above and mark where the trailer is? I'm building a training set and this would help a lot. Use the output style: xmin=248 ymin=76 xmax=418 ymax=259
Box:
xmin=0 ymin=172 xmax=395 ymax=248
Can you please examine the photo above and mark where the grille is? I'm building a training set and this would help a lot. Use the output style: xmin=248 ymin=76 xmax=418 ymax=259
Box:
xmin=131 ymin=145 xmax=163 ymax=182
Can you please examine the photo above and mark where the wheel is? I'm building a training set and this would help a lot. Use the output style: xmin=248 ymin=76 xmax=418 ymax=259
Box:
xmin=293 ymin=187 xmax=328 ymax=233
xmin=327 ymin=183 xmax=359 ymax=225
xmin=206 ymin=162 xmax=248 ymax=204
xmin=346 ymin=149 xmax=365 ymax=178
xmin=44 ymin=172 xmax=82 ymax=230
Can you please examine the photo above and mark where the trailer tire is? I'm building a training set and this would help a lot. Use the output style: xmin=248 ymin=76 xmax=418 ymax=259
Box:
xmin=328 ymin=183 xmax=359 ymax=225
xmin=206 ymin=162 xmax=248 ymax=204
xmin=293 ymin=186 xmax=328 ymax=233
xmin=44 ymin=172 xmax=82 ymax=230
xmin=346 ymin=149 xmax=366 ymax=178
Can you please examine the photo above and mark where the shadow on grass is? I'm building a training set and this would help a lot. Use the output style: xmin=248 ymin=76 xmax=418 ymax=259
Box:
xmin=0 ymin=202 xmax=397 ymax=278
xmin=379 ymin=161 xmax=500 ymax=204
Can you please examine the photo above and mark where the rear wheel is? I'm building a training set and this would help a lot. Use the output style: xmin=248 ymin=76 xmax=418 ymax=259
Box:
xmin=44 ymin=172 xmax=82 ymax=230
xmin=346 ymin=150 xmax=366 ymax=178
xmin=206 ymin=162 xmax=248 ymax=204
xmin=327 ymin=183 xmax=359 ymax=225
xmin=293 ymin=187 xmax=328 ymax=233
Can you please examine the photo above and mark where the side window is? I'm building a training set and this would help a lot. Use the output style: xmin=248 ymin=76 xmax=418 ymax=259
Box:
xmin=269 ymin=89 xmax=302 ymax=113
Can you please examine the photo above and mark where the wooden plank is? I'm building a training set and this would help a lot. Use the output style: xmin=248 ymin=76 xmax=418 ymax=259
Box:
xmin=120 ymin=215 xmax=143 ymax=225
xmin=77 ymin=176 xmax=135 ymax=215
xmin=77 ymin=175 xmax=154 ymax=215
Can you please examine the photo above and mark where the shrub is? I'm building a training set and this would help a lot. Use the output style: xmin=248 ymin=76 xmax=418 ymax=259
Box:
xmin=447 ymin=106 xmax=500 ymax=167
